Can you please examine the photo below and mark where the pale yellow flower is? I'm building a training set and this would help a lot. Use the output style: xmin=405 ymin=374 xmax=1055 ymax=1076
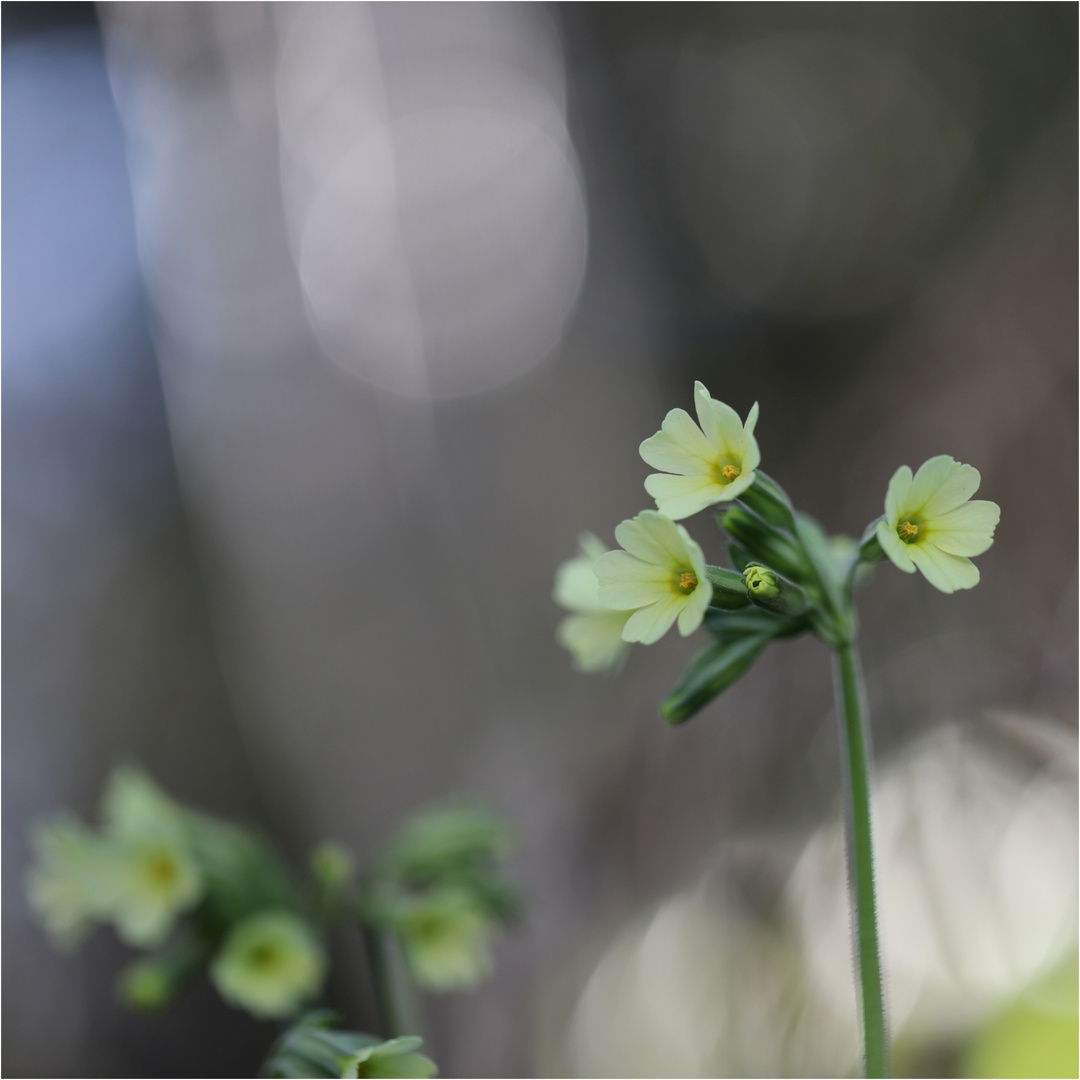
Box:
xmin=595 ymin=511 xmax=713 ymax=645
xmin=101 ymin=767 xmax=203 ymax=948
xmin=554 ymin=534 xmax=632 ymax=672
xmin=876 ymin=456 xmax=999 ymax=594
xmin=640 ymin=382 xmax=761 ymax=519
xmin=211 ymin=910 xmax=327 ymax=1019
xmin=393 ymin=887 xmax=497 ymax=992
xmin=26 ymin=816 xmax=114 ymax=950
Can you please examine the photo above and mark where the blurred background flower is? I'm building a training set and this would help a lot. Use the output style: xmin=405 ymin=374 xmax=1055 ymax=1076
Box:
xmin=4 ymin=2 xmax=1075 ymax=1076
xmin=542 ymin=718 xmax=1077 ymax=1078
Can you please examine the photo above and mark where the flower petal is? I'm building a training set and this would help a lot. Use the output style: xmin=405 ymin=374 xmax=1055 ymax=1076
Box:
xmin=928 ymin=500 xmax=1000 ymax=557
xmin=876 ymin=518 xmax=916 ymax=572
xmin=676 ymin=579 xmax=712 ymax=635
xmin=622 ymin=595 xmax=683 ymax=645
xmin=908 ymin=543 xmax=980 ymax=593
xmin=744 ymin=401 xmax=760 ymax=438
xmin=694 ymin=382 xmax=746 ymax=453
xmin=594 ymin=551 xmax=669 ymax=608
xmin=644 ymin=472 xmax=727 ymax=519
xmin=553 ymin=552 xmax=603 ymax=612
xmin=884 ymin=465 xmax=913 ymax=525
xmin=557 ymin=612 xmax=630 ymax=672
xmin=639 ymin=408 xmax=714 ymax=474
xmin=614 ymin=510 xmax=697 ymax=569
xmin=908 ymin=456 xmax=981 ymax=518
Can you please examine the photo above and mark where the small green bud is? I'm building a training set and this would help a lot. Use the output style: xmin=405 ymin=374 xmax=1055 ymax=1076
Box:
xmin=743 ymin=566 xmax=780 ymax=599
xmin=311 ymin=842 xmax=356 ymax=889
xmin=741 ymin=564 xmax=808 ymax=618
xmin=118 ymin=958 xmax=175 ymax=1012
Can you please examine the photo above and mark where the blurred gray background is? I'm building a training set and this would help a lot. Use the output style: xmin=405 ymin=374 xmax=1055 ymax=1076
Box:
xmin=3 ymin=3 xmax=1076 ymax=1077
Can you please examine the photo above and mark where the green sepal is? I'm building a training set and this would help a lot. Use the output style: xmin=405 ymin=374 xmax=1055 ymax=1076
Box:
xmin=703 ymin=605 xmax=802 ymax=641
xmin=378 ymin=805 xmax=512 ymax=885
xmin=704 ymin=566 xmax=751 ymax=610
xmin=858 ymin=517 xmax=887 ymax=564
xmin=719 ymin=507 xmax=810 ymax=583
xmin=116 ymin=929 xmax=211 ymax=1012
xmin=185 ymin=815 xmax=298 ymax=937
xmin=726 ymin=543 xmax=754 ymax=573
xmin=737 ymin=471 xmax=796 ymax=531
xmin=660 ymin=634 xmax=772 ymax=725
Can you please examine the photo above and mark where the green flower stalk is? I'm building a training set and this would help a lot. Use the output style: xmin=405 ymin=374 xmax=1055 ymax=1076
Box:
xmin=211 ymin=910 xmax=327 ymax=1019
xmin=557 ymin=383 xmax=1004 ymax=1078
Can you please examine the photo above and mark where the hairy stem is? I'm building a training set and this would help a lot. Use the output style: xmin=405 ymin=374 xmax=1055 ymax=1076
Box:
xmin=833 ymin=639 xmax=889 ymax=1077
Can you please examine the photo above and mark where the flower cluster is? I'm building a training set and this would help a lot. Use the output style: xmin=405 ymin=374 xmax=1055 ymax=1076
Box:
xmin=363 ymin=804 xmax=520 ymax=992
xmin=27 ymin=766 xmax=326 ymax=1020
xmin=28 ymin=769 xmax=518 ymax=1072
xmin=555 ymin=382 xmax=999 ymax=720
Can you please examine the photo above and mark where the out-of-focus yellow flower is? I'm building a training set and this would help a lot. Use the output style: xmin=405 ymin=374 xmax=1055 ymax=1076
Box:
xmin=26 ymin=816 xmax=114 ymax=950
xmin=101 ymin=767 xmax=203 ymax=947
xmin=342 ymin=1037 xmax=439 ymax=1079
xmin=394 ymin=887 xmax=497 ymax=992
xmin=554 ymin=534 xmax=632 ymax=672
xmin=211 ymin=910 xmax=327 ymax=1019
xmin=109 ymin=836 xmax=203 ymax=948
xmin=640 ymin=382 xmax=760 ymax=519
xmin=595 ymin=511 xmax=712 ymax=645
xmin=876 ymin=456 xmax=999 ymax=593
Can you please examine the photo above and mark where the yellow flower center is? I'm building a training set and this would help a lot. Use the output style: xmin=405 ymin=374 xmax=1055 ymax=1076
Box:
xmin=678 ymin=571 xmax=698 ymax=593
xmin=248 ymin=943 xmax=283 ymax=971
xmin=147 ymin=854 xmax=179 ymax=889
xmin=720 ymin=465 xmax=740 ymax=483
xmin=897 ymin=521 xmax=919 ymax=543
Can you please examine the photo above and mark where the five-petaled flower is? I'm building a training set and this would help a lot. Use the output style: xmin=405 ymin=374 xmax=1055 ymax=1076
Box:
xmin=876 ymin=455 xmax=999 ymax=594
xmin=639 ymin=382 xmax=761 ymax=519
xmin=553 ymin=534 xmax=633 ymax=672
xmin=595 ymin=511 xmax=713 ymax=644
xmin=211 ymin=909 xmax=327 ymax=1019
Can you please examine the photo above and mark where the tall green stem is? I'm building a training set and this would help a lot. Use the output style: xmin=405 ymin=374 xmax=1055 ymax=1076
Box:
xmin=833 ymin=639 xmax=889 ymax=1077
xmin=363 ymin=925 xmax=422 ymax=1041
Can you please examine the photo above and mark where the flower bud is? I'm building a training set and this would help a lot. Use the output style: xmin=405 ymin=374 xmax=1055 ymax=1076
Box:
xmin=311 ymin=842 xmax=356 ymax=889
xmin=118 ymin=958 xmax=175 ymax=1012
xmin=742 ymin=565 xmax=808 ymax=618
xmin=743 ymin=566 xmax=780 ymax=599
